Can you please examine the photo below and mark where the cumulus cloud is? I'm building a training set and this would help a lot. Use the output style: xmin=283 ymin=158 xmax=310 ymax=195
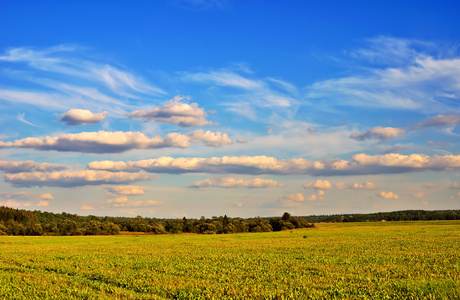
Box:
xmin=351 ymin=181 xmax=377 ymax=190
xmin=0 ymin=192 xmax=53 ymax=207
xmin=0 ymin=130 xmax=232 ymax=153
xmin=412 ymin=192 xmax=424 ymax=198
xmin=414 ymin=114 xmax=460 ymax=129
xmin=107 ymin=186 xmax=146 ymax=195
xmin=40 ymin=193 xmax=54 ymax=200
xmin=106 ymin=197 xmax=163 ymax=208
xmin=0 ymin=192 xmax=36 ymax=200
xmin=0 ymin=160 xmax=67 ymax=173
xmin=188 ymin=177 xmax=284 ymax=188
xmin=60 ymin=109 xmax=108 ymax=125
xmin=423 ymin=183 xmax=439 ymax=189
xmin=88 ymin=153 xmax=460 ymax=176
xmin=88 ymin=155 xmax=324 ymax=175
xmin=4 ymin=170 xmax=157 ymax=187
xmin=303 ymin=179 xmax=332 ymax=190
xmin=80 ymin=205 xmax=94 ymax=210
xmin=350 ymin=127 xmax=406 ymax=142
xmin=378 ymin=191 xmax=399 ymax=199
xmin=334 ymin=182 xmax=346 ymax=190
xmin=280 ymin=193 xmax=305 ymax=207
xmin=185 ymin=130 xmax=232 ymax=147
xmin=128 ymin=96 xmax=216 ymax=127
xmin=0 ymin=200 xmax=29 ymax=208
xmin=37 ymin=200 xmax=49 ymax=207
xmin=306 ymin=194 xmax=317 ymax=201
xmin=451 ymin=182 xmax=460 ymax=189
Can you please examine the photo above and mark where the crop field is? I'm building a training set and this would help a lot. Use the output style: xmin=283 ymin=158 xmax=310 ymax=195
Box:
xmin=0 ymin=221 xmax=459 ymax=299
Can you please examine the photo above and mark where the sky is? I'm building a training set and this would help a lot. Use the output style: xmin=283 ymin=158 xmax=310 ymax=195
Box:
xmin=1 ymin=0 xmax=460 ymax=218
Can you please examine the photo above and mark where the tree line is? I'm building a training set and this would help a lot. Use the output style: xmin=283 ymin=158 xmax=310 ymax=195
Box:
xmin=304 ymin=209 xmax=460 ymax=223
xmin=0 ymin=206 xmax=313 ymax=236
xmin=2 ymin=206 xmax=458 ymax=236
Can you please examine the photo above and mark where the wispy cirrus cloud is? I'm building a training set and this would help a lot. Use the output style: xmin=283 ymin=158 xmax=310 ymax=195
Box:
xmin=181 ymin=69 xmax=300 ymax=119
xmin=17 ymin=113 xmax=38 ymax=127
xmin=307 ymin=36 xmax=460 ymax=113
xmin=0 ymin=46 xmax=165 ymax=114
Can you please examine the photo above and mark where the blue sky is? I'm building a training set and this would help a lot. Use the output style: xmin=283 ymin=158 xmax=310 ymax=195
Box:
xmin=0 ymin=0 xmax=459 ymax=218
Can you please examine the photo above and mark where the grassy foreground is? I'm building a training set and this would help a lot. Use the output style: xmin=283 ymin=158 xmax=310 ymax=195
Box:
xmin=0 ymin=221 xmax=459 ymax=299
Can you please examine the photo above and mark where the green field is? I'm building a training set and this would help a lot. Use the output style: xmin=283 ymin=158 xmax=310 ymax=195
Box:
xmin=0 ymin=221 xmax=459 ymax=299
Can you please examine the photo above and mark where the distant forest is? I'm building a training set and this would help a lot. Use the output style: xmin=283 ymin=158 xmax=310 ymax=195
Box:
xmin=0 ymin=206 xmax=312 ymax=236
xmin=0 ymin=206 xmax=458 ymax=236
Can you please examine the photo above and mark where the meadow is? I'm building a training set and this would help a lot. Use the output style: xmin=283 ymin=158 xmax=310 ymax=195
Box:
xmin=0 ymin=221 xmax=459 ymax=299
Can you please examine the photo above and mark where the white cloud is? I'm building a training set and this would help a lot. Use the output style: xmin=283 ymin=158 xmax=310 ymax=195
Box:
xmin=88 ymin=153 xmax=460 ymax=176
xmin=188 ymin=177 xmax=284 ymax=188
xmin=303 ymin=179 xmax=332 ymax=190
xmin=127 ymin=96 xmax=216 ymax=127
xmin=0 ymin=130 xmax=232 ymax=153
xmin=0 ymin=160 xmax=67 ymax=173
xmin=107 ymin=186 xmax=146 ymax=195
xmin=60 ymin=109 xmax=108 ymax=125
xmin=351 ymin=181 xmax=377 ymax=190
xmin=4 ymin=170 xmax=157 ymax=187
xmin=378 ymin=191 xmax=399 ymax=199
xmin=350 ymin=127 xmax=406 ymax=141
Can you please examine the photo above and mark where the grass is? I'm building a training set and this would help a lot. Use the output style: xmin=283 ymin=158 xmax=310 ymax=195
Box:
xmin=0 ymin=220 xmax=459 ymax=299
